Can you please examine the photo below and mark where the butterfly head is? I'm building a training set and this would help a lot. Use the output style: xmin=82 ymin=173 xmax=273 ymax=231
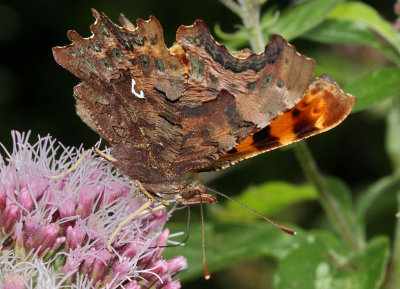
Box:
xmin=176 ymin=177 xmax=216 ymax=205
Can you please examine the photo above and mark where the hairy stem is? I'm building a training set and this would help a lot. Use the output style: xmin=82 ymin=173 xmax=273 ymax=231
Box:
xmin=222 ymin=0 xmax=363 ymax=250
xmin=385 ymin=97 xmax=400 ymax=172
xmin=293 ymin=142 xmax=361 ymax=250
xmin=385 ymin=96 xmax=400 ymax=289
xmin=237 ymin=0 xmax=266 ymax=53
xmin=220 ymin=0 xmax=266 ymax=53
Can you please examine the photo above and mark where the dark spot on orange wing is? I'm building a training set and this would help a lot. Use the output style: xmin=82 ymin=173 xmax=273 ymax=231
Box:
xmin=254 ymin=138 xmax=282 ymax=151
xmin=296 ymin=126 xmax=319 ymax=139
xmin=293 ymin=116 xmax=318 ymax=139
xmin=292 ymin=108 xmax=301 ymax=117
xmin=226 ymin=147 xmax=238 ymax=154
xmin=228 ymin=125 xmax=282 ymax=155
xmin=252 ymin=126 xmax=280 ymax=146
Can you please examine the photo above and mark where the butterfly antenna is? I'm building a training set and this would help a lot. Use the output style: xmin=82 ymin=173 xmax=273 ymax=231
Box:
xmin=207 ymin=187 xmax=296 ymax=235
xmin=200 ymin=195 xmax=211 ymax=280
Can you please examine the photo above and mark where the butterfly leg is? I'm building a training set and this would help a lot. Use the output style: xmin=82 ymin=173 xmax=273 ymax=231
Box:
xmin=46 ymin=147 xmax=117 ymax=179
xmin=134 ymin=179 xmax=169 ymax=207
xmin=107 ymin=179 xmax=168 ymax=251
xmin=92 ymin=147 xmax=117 ymax=163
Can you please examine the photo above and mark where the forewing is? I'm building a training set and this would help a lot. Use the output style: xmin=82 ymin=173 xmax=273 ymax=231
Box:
xmin=173 ymin=22 xmax=315 ymax=173
xmin=209 ymin=74 xmax=356 ymax=170
xmin=52 ymin=10 xmax=187 ymax=183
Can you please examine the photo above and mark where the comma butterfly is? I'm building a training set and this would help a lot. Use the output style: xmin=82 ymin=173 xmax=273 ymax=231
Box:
xmin=52 ymin=9 xmax=357 ymax=256
xmin=53 ymin=10 xmax=356 ymax=278
xmin=53 ymin=10 xmax=355 ymax=206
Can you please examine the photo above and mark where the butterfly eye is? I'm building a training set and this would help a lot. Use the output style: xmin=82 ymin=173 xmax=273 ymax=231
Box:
xmin=181 ymin=186 xmax=195 ymax=199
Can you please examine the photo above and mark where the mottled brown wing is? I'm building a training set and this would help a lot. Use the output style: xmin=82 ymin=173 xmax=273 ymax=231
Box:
xmin=207 ymin=74 xmax=356 ymax=170
xmin=52 ymin=10 xmax=317 ymax=184
xmin=53 ymin=10 xmax=188 ymax=184
xmin=173 ymin=22 xmax=315 ymax=174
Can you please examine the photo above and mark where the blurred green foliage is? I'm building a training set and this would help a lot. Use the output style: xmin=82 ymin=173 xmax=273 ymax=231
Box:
xmin=2 ymin=0 xmax=400 ymax=288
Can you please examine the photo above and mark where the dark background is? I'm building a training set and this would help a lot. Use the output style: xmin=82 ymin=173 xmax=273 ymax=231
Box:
xmin=0 ymin=0 xmax=397 ymax=288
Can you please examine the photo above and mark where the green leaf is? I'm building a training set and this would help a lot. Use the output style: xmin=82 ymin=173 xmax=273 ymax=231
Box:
xmin=164 ymin=222 xmax=297 ymax=282
xmin=330 ymin=236 xmax=390 ymax=289
xmin=302 ymin=20 xmax=400 ymax=64
xmin=304 ymin=19 xmax=378 ymax=45
xmin=275 ymin=234 xmax=389 ymax=289
xmin=328 ymin=2 xmax=400 ymax=54
xmin=323 ymin=177 xmax=365 ymax=247
xmin=214 ymin=23 xmax=251 ymax=51
xmin=212 ymin=181 xmax=318 ymax=222
xmin=267 ymin=0 xmax=345 ymax=41
xmin=260 ymin=5 xmax=279 ymax=31
xmin=274 ymin=231 xmax=341 ymax=289
xmin=356 ymin=173 xmax=400 ymax=222
xmin=312 ymin=51 xmax=378 ymax=87
xmin=166 ymin=223 xmax=388 ymax=287
xmin=345 ymin=68 xmax=400 ymax=113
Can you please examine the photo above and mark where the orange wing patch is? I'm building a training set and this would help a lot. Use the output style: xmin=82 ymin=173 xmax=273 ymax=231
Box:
xmin=213 ymin=74 xmax=356 ymax=170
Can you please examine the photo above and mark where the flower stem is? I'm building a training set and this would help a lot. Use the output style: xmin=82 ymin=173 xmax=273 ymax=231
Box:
xmin=220 ymin=0 xmax=266 ymax=53
xmin=384 ymin=96 xmax=400 ymax=289
xmin=293 ymin=142 xmax=361 ymax=250
xmin=237 ymin=0 xmax=266 ymax=53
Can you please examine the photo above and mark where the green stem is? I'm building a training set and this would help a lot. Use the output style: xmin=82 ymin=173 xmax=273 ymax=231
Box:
xmin=385 ymin=96 xmax=400 ymax=172
xmin=236 ymin=0 xmax=265 ymax=53
xmin=219 ymin=0 xmax=266 ymax=53
xmin=384 ymin=96 xmax=400 ymax=289
xmin=293 ymin=142 xmax=361 ymax=250
xmin=222 ymin=0 xmax=363 ymax=250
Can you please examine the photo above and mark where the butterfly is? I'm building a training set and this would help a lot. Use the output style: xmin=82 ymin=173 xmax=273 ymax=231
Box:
xmin=52 ymin=9 xmax=356 ymax=277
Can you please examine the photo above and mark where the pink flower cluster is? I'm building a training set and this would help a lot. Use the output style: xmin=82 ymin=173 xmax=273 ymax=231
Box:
xmin=0 ymin=131 xmax=186 ymax=288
